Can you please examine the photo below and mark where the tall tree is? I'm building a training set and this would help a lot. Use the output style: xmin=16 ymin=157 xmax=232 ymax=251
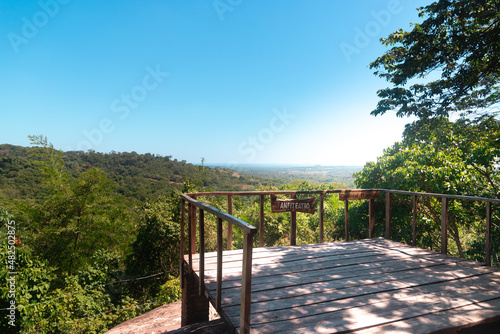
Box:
xmin=371 ymin=0 xmax=500 ymax=119
xmin=27 ymin=135 xmax=135 ymax=275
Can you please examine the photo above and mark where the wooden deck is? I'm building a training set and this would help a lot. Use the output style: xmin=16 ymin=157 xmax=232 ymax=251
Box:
xmin=189 ymin=238 xmax=500 ymax=334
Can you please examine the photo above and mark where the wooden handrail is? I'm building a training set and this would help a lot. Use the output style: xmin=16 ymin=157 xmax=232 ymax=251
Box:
xmin=380 ymin=189 xmax=500 ymax=203
xmin=181 ymin=194 xmax=257 ymax=234
xmin=181 ymin=193 xmax=256 ymax=334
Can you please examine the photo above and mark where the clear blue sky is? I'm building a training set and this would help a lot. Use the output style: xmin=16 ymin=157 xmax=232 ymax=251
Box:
xmin=0 ymin=0 xmax=433 ymax=166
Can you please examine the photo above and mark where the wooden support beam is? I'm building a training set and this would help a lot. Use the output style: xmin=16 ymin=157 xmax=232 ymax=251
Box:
xmin=240 ymin=232 xmax=254 ymax=334
xmin=369 ymin=198 xmax=375 ymax=239
xmin=260 ymin=194 xmax=265 ymax=247
xmin=216 ymin=217 xmax=223 ymax=311
xmin=412 ymin=195 xmax=418 ymax=246
xmin=198 ymin=209 xmax=204 ymax=296
xmin=190 ymin=196 xmax=197 ymax=261
xmin=226 ymin=195 xmax=233 ymax=251
xmin=290 ymin=194 xmax=297 ymax=246
xmin=188 ymin=203 xmax=193 ymax=273
xmin=319 ymin=193 xmax=324 ymax=243
xmin=385 ymin=192 xmax=392 ymax=240
xmin=180 ymin=198 xmax=185 ymax=288
xmin=486 ymin=202 xmax=492 ymax=266
xmin=344 ymin=200 xmax=349 ymax=241
xmin=441 ymin=197 xmax=448 ymax=255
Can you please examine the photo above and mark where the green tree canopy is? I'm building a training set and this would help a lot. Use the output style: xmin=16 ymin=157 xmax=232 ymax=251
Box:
xmin=371 ymin=0 xmax=500 ymax=119
xmin=354 ymin=116 xmax=500 ymax=258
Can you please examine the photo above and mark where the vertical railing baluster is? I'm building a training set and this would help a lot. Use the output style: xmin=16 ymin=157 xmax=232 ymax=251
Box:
xmin=180 ymin=198 xmax=185 ymax=288
xmin=412 ymin=195 xmax=418 ymax=246
xmin=189 ymin=196 xmax=197 ymax=273
xmin=240 ymin=231 xmax=254 ymax=334
xmin=320 ymin=193 xmax=324 ymax=243
xmin=188 ymin=202 xmax=193 ymax=273
xmin=259 ymin=195 xmax=265 ymax=247
xmin=385 ymin=192 xmax=392 ymax=240
xmin=345 ymin=199 xmax=349 ymax=241
xmin=486 ymin=201 xmax=492 ymax=266
xmin=227 ymin=195 xmax=233 ymax=250
xmin=369 ymin=198 xmax=375 ymax=239
xmin=216 ymin=217 xmax=223 ymax=311
xmin=290 ymin=193 xmax=297 ymax=246
xmin=199 ymin=209 xmax=205 ymax=296
xmin=441 ymin=197 xmax=448 ymax=255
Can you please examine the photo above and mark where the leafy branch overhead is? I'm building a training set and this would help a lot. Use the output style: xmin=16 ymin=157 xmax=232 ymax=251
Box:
xmin=371 ymin=0 xmax=500 ymax=119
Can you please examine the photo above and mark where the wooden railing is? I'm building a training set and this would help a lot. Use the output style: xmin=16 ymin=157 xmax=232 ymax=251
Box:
xmin=382 ymin=189 xmax=500 ymax=266
xmin=180 ymin=189 xmax=500 ymax=333
xmin=180 ymin=194 xmax=257 ymax=333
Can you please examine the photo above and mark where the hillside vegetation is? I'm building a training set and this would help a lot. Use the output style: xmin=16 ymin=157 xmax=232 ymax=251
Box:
xmin=0 ymin=137 xmax=349 ymax=333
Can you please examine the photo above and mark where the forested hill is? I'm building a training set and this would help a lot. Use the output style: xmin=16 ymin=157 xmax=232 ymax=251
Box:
xmin=0 ymin=144 xmax=272 ymax=202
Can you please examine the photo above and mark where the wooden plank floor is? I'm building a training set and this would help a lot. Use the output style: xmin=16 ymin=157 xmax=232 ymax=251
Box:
xmin=189 ymin=238 xmax=500 ymax=333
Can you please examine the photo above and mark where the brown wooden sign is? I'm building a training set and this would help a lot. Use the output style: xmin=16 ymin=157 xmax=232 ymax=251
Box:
xmin=271 ymin=195 xmax=316 ymax=214
xmin=339 ymin=190 xmax=380 ymax=201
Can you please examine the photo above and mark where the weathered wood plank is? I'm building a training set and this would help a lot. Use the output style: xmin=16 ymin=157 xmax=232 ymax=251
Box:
xmin=221 ymin=264 xmax=495 ymax=311
xmin=200 ymin=250 xmax=425 ymax=280
xmin=198 ymin=247 xmax=471 ymax=281
xmin=189 ymin=238 xmax=500 ymax=334
xmin=237 ymin=272 xmax=500 ymax=327
xmin=221 ymin=264 xmax=494 ymax=306
xmin=354 ymin=297 xmax=500 ymax=334
xmin=195 ymin=237 xmax=449 ymax=267
xmin=205 ymin=254 xmax=448 ymax=291
xmin=241 ymin=275 xmax=500 ymax=333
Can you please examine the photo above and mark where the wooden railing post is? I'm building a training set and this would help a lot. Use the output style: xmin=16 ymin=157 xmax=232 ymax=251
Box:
xmin=290 ymin=193 xmax=297 ymax=246
xmin=190 ymin=196 xmax=197 ymax=256
xmin=180 ymin=198 xmax=185 ymax=288
xmin=240 ymin=232 xmax=254 ymax=334
xmin=441 ymin=197 xmax=448 ymax=255
xmin=188 ymin=202 xmax=194 ymax=273
xmin=486 ymin=201 xmax=492 ymax=266
xmin=198 ymin=209 xmax=205 ymax=296
xmin=259 ymin=195 xmax=265 ymax=247
xmin=227 ymin=195 xmax=233 ymax=250
xmin=216 ymin=217 xmax=223 ymax=311
xmin=319 ymin=193 xmax=324 ymax=243
xmin=344 ymin=200 xmax=349 ymax=241
xmin=369 ymin=198 xmax=375 ymax=239
xmin=412 ymin=195 xmax=418 ymax=246
xmin=385 ymin=192 xmax=392 ymax=239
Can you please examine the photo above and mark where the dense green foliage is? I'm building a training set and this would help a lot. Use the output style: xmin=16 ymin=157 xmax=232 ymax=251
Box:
xmin=371 ymin=0 xmax=500 ymax=119
xmin=354 ymin=116 xmax=500 ymax=261
xmin=0 ymin=143 xmax=268 ymax=204
xmin=0 ymin=137 xmax=284 ymax=333
xmin=365 ymin=0 xmax=500 ymax=262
